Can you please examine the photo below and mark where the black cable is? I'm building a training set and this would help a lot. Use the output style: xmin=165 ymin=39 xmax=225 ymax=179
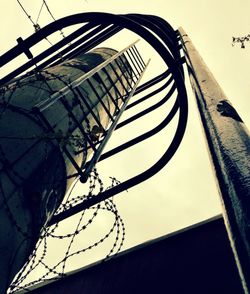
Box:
xmin=43 ymin=0 xmax=65 ymax=38
xmin=43 ymin=0 xmax=56 ymax=21
xmin=16 ymin=0 xmax=36 ymax=25
xmin=36 ymin=1 xmax=45 ymax=24
xmin=16 ymin=0 xmax=53 ymax=46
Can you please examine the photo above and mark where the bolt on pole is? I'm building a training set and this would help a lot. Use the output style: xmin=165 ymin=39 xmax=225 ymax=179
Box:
xmin=178 ymin=27 xmax=250 ymax=294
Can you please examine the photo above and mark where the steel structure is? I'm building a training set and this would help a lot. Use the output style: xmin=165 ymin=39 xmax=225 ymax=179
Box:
xmin=0 ymin=12 xmax=188 ymax=293
xmin=0 ymin=11 xmax=248 ymax=294
xmin=0 ymin=44 xmax=148 ymax=293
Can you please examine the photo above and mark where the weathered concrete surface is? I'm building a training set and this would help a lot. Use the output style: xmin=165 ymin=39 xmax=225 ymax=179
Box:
xmin=179 ymin=27 xmax=250 ymax=293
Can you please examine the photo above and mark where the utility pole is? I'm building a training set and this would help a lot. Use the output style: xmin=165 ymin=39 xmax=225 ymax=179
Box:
xmin=179 ymin=27 xmax=250 ymax=293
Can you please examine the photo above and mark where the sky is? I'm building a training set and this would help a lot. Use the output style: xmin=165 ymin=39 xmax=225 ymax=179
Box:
xmin=1 ymin=0 xmax=250 ymax=287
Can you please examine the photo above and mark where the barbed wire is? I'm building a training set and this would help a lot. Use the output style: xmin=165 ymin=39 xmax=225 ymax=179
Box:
xmin=42 ymin=0 xmax=56 ymax=21
xmin=16 ymin=0 xmax=52 ymax=45
xmin=0 ymin=68 xmax=126 ymax=293
xmin=42 ymin=0 xmax=66 ymax=38
xmin=16 ymin=0 xmax=66 ymax=47
xmin=16 ymin=0 xmax=36 ymax=26
xmin=35 ymin=1 xmax=44 ymax=24
xmin=8 ymin=168 xmax=125 ymax=293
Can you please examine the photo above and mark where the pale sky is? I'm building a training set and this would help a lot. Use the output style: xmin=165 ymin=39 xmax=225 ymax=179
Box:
xmin=1 ymin=0 xmax=250 ymax=287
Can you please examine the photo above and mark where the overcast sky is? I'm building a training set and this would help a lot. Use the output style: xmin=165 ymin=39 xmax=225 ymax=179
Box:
xmin=1 ymin=0 xmax=250 ymax=283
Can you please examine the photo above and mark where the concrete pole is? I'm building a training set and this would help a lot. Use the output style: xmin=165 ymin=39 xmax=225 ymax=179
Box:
xmin=178 ymin=27 xmax=250 ymax=293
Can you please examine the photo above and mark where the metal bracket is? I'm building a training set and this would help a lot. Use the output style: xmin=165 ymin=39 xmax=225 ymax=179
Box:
xmin=16 ymin=37 xmax=33 ymax=59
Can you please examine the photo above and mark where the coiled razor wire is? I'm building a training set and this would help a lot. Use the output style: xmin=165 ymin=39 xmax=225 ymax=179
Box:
xmin=0 ymin=12 xmax=189 ymax=293
xmin=0 ymin=72 xmax=125 ymax=293
xmin=8 ymin=168 xmax=126 ymax=293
